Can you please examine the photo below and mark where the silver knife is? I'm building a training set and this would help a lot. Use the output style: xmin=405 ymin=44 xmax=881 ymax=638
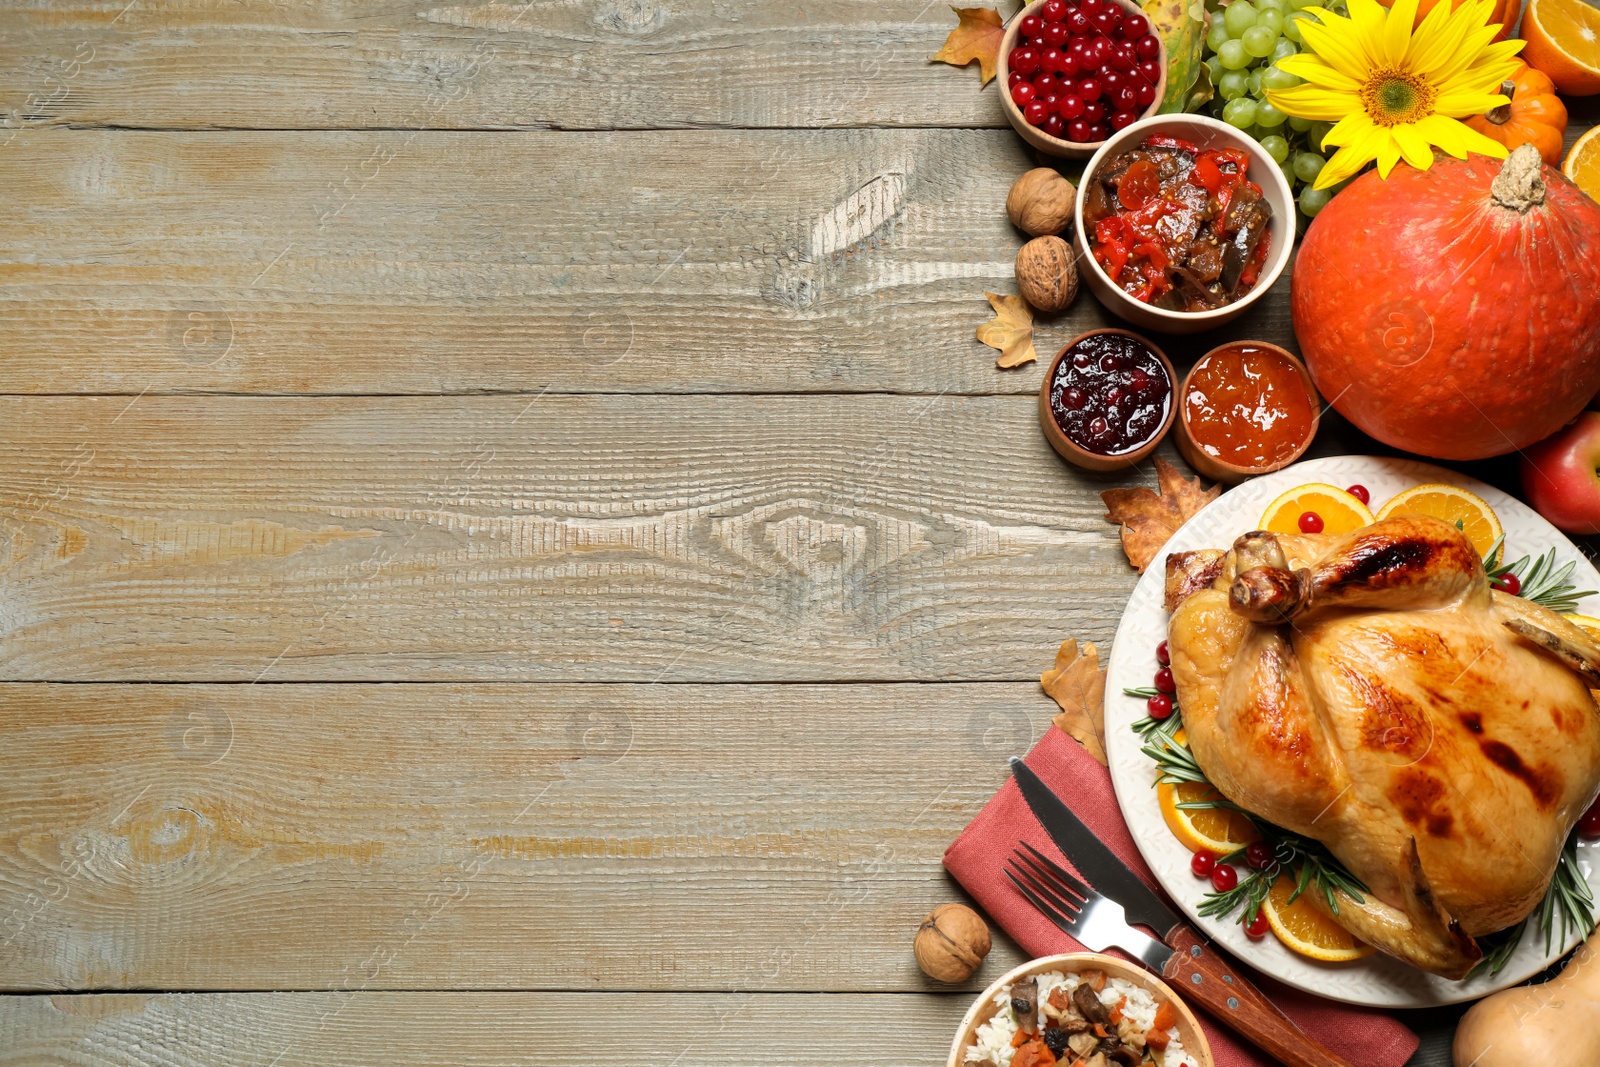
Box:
xmin=1009 ymin=757 xmax=1360 ymax=1067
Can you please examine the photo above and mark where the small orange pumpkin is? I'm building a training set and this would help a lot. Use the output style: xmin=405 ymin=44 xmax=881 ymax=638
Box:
xmin=1465 ymin=62 xmax=1570 ymax=165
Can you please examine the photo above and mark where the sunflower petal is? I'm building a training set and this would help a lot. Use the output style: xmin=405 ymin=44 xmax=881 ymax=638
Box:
xmin=1435 ymin=90 xmax=1509 ymax=116
xmin=1320 ymin=110 xmax=1378 ymax=149
xmin=1298 ymin=13 xmax=1374 ymax=81
xmin=1345 ymin=0 xmax=1391 ymax=69
xmin=1374 ymin=133 xmax=1404 ymax=178
xmin=1390 ymin=122 xmax=1436 ymax=170
xmin=1430 ymin=11 xmax=1504 ymax=83
xmin=1315 ymin=143 xmax=1375 ymax=188
xmin=1383 ymin=0 xmax=1418 ymax=66
xmin=1432 ymin=115 xmax=1512 ymax=158
xmin=1405 ymin=0 xmax=1469 ymax=75
xmin=1412 ymin=113 xmax=1473 ymax=157
xmin=1277 ymin=54 xmax=1363 ymax=90
xmin=1266 ymin=85 xmax=1364 ymax=121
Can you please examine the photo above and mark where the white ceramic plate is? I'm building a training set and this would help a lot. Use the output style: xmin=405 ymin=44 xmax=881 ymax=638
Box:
xmin=1103 ymin=455 xmax=1600 ymax=1008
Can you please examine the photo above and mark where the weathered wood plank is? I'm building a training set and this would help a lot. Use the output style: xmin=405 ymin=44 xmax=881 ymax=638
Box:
xmin=3 ymin=0 xmax=999 ymax=132
xmin=0 ymin=127 xmax=1296 ymax=397
xmin=0 ymin=393 xmax=1148 ymax=682
xmin=0 ymin=991 xmax=971 ymax=1065
xmin=0 ymin=682 xmax=1036 ymax=990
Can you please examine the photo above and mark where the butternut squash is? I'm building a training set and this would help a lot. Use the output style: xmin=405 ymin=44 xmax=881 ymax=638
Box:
xmin=1453 ymin=928 xmax=1600 ymax=1067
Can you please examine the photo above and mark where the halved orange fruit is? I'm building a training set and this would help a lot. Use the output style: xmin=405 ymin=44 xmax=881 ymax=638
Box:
xmin=1261 ymin=876 xmax=1376 ymax=963
xmin=1259 ymin=484 xmax=1375 ymax=537
xmin=1375 ymin=483 xmax=1503 ymax=560
xmin=1563 ymin=125 xmax=1600 ymax=204
xmin=1523 ymin=0 xmax=1600 ymax=96
xmin=1155 ymin=729 xmax=1260 ymax=854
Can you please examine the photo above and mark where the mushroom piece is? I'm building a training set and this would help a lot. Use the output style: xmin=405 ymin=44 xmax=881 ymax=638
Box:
xmin=1072 ymin=983 xmax=1112 ymax=1027
xmin=1010 ymin=977 xmax=1039 ymax=1035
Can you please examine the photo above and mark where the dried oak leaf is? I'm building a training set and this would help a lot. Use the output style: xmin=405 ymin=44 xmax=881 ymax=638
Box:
xmin=976 ymin=292 xmax=1036 ymax=368
xmin=931 ymin=7 xmax=1004 ymax=86
xmin=1100 ymin=456 xmax=1219 ymax=573
xmin=1042 ymin=639 xmax=1107 ymax=766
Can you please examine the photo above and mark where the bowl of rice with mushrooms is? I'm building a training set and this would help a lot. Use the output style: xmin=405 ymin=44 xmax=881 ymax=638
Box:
xmin=948 ymin=954 xmax=1212 ymax=1067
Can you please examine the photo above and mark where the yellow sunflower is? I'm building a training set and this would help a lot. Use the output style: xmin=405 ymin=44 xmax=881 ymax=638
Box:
xmin=1266 ymin=0 xmax=1524 ymax=189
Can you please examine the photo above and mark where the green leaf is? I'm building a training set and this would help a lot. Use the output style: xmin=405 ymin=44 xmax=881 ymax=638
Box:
xmin=1144 ymin=0 xmax=1207 ymax=113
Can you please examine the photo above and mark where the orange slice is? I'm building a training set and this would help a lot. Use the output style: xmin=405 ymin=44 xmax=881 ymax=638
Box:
xmin=1155 ymin=730 xmax=1261 ymax=853
xmin=1523 ymin=0 xmax=1600 ymax=96
xmin=1375 ymin=483 xmax=1503 ymax=560
xmin=1565 ymin=614 xmax=1600 ymax=640
xmin=1563 ymin=125 xmax=1600 ymax=204
xmin=1258 ymin=483 xmax=1375 ymax=537
xmin=1261 ymin=876 xmax=1376 ymax=963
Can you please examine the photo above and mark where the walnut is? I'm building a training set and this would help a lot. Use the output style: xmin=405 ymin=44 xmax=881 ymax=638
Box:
xmin=1015 ymin=236 xmax=1078 ymax=314
xmin=914 ymin=903 xmax=991 ymax=983
xmin=1006 ymin=167 xmax=1077 ymax=237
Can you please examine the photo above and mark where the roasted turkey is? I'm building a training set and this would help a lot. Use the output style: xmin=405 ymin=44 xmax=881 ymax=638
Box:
xmin=1166 ymin=515 xmax=1600 ymax=979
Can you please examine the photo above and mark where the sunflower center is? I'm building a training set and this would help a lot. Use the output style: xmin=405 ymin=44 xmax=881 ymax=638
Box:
xmin=1360 ymin=69 xmax=1437 ymax=127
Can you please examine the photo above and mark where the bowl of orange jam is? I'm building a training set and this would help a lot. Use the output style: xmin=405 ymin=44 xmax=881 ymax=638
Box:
xmin=1174 ymin=341 xmax=1320 ymax=483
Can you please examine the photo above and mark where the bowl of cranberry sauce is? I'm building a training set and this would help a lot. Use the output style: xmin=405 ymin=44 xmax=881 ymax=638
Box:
xmin=998 ymin=0 xmax=1168 ymax=160
xmin=1038 ymin=328 xmax=1176 ymax=471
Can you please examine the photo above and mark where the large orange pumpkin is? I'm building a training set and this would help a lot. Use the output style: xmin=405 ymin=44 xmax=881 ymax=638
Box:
xmin=1292 ymin=146 xmax=1600 ymax=460
xmin=1379 ymin=0 xmax=1517 ymax=40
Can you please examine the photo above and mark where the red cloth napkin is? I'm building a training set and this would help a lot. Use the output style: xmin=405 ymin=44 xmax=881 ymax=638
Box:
xmin=945 ymin=726 xmax=1419 ymax=1067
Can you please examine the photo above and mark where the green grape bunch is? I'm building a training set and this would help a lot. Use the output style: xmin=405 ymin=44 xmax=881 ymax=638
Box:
xmin=1200 ymin=0 xmax=1352 ymax=218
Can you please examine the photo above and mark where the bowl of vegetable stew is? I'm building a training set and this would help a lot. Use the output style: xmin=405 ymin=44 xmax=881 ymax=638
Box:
xmin=948 ymin=953 xmax=1214 ymax=1067
xmin=1072 ymin=114 xmax=1294 ymax=334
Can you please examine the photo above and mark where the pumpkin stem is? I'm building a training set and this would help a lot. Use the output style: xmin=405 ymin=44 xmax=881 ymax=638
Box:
xmin=1484 ymin=80 xmax=1515 ymax=126
xmin=1491 ymin=144 xmax=1546 ymax=213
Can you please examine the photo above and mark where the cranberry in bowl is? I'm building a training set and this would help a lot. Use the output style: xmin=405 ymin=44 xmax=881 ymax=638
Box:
xmin=1038 ymin=328 xmax=1176 ymax=471
xmin=1072 ymin=114 xmax=1294 ymax=334
xmin=997 ymin=0 xmax=1168 ymax=160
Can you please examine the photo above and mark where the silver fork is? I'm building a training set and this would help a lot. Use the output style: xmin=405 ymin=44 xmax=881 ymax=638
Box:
xmin=1004 ymin=841 xmax=1175 ymax=973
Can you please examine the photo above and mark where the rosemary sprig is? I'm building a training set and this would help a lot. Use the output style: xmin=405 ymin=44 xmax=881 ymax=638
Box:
xmin=1485 ymin=538 xmax=1597 ymax=615
xmin=1468 ymin=920 xmax=1527 ymax=979
xmin=1537 ymin=829 xmax=1597 ymax=954
xmin=1125 ymin=686 xmax=1182 ymax=740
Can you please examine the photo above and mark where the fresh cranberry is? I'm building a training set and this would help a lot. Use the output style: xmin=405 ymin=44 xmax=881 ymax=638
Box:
xmin=1066 ymin=7 xmax=1091 ymax=33
xmin=1087 ymin=123 xmax=1111 ymax=145
xmin=1083 ymin=100 xmax=1106 ymax=123
xmin=1042 ymin=0 xmax=1069 ymax=19
xmin=1298 ymin=511 xmax=1324 ymax=534
xmin=1055 ymin=93 xmax=1084 ymax=119
xmin=1011 ymin=46 xmax=1040 ymax=75
xmin=1042 ymin=113 xmax=1067 ymax=138
xmin=1191 ymin=850 xmax=1217 ymax=878
xmin=1109 ymin=109 xmax=1138 ymax=130
xmin=1210 ymin=864 xmax=1239 ymax=892
xmin=1082 ymin=0 xmax=1104 ymax=14
xmin=1036 ymin=71 xmax=1062 ymax=95
xmin=1135 ymin=81 xmax=1157 ymax=108
xmin=1147 ymin=693 xmax=1173 ymax=720
xmin=1076 ymin=76 xmax=1103 ymax=101
xmin=1091 ymin=7 xmax=1122 ymax=35
xmin=1110 ymin=42 xmax=1137 ymax=71
xmin=1494 ymin=572 xmax=1522 ymax=595
xmin=1042 ymin=20 xmax=1070 ymax=47
xmin=1112 ymin=85 xmax=1138 ymax=111
xmin=1011 ymin=80 xmax=1037 ymax=106
xmin=1135 ymin=33 xmax=1161 ymax=60
xmin=1137 ymin=58 xmax=1162 ymax=84
xmin=1089 ymin=35 xmax=1112 ymax=66
xmin=1345 ymin=484 xmax=1370 ymax=504
xmin=1024 ymin=100 xmax=1049 ymax=125
xmin=1154 ymin=666 xmax=1176 ymax=693
xmin=1101 ymin=68 xmax=1125 ymax=92
xmin=1245 ymin=841 xmax=1275 ymax=870
xmin=1121 ymin=12 xmax=1150 ymax=37
xmin=1579 ymin=795 xmax=1600 ymax=840
xmin=1043 ymin=48 xmax=1068 ymax=74
xmin=1008 ymin=70 xmax=1024 ymax=88
xmin=1066 ymin=118 xmax=1093 ymax=142
xmin=1156 ymin=639 xmax=1170 ymax=665
xmin=1020 ymin=13 xmax=1044 ymax=38
xmin=1244 ymin=911 xmax=1270 ymax=939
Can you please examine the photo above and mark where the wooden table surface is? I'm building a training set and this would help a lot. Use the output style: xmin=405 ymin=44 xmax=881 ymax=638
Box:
xmin=1 ymin=3 xmax=1595 ymax=1064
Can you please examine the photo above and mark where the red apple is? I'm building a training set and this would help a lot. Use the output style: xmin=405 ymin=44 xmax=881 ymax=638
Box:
xmin=1522 ymin=412 xmax=1600 ymax=535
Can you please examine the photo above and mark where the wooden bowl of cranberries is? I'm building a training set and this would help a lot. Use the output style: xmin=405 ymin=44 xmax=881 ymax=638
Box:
xmin=998 ymin=0 xmax=1168 ymax=159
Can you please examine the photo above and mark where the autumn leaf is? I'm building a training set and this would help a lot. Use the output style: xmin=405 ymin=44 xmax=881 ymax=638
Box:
xmin=931 ymin=7 xmax=1005 ymax=86
xmin=1042 ymin=639 xmax=1107 ymax=766
xmin=1101 ymin=456 xmax=1219 ymax=573
xmin=1143 ymin=0 xmax=1207 ymax=113
xmin=976 ymin=292 xmax=1036 ymax=368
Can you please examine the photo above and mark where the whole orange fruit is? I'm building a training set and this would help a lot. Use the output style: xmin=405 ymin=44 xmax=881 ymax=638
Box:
xmin=1292 ymin=149 xmax=1600 ymax=460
